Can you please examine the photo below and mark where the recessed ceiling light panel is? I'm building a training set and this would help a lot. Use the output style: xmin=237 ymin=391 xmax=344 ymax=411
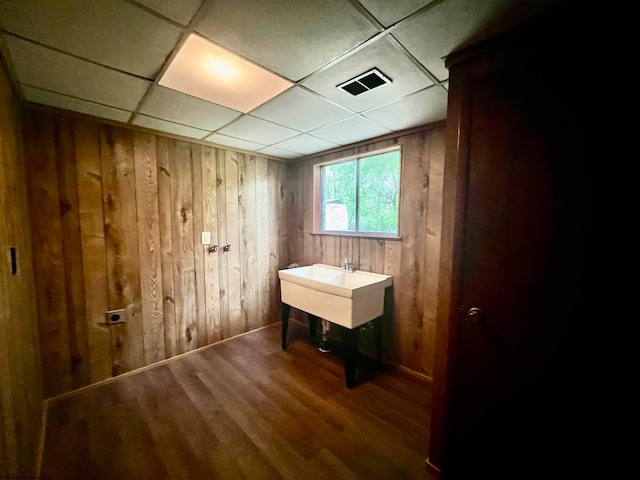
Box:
xmin=159 ymin=34 xmax=293 ymax=113
xmin=337 ymin=68 xmax=392 ymax=96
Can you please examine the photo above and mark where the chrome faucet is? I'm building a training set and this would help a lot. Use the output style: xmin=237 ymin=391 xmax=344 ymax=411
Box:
xmin=341 ymin=257 xmax=352 ymax=272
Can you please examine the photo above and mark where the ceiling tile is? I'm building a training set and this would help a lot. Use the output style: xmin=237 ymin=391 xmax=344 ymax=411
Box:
xmin=302 ymin=37 xmax=433 ymax=113
xmin=22 ymin=86 xmax=132 ymax=123
xmin=3 ymin=35 xmax=151 ymax=111
xmin=204 ymin=133 xmax=265 ymax=152
xmin=310 ymin=116 xmax=391 ymax=146
xmin=140 ymin=86 xmax=241 ymax=131
xmin=256 ymin=146 xmax=301 ymax=160
xmin=250 ymin=87 xmax=352 ymax=132
xmin=192 ymin=0 xmax=379 ymax=81
xmin=216 ymin=116 xmax=300 ymax=146
xmin=392 ymin=0 xmax=564 ymax=81
xmin=0 ymin=0 xmax=564 ymax=151
xmin=132 ymin=114 xmax=209 ymax=139
xmin=271 ymin=134 xmax=340 ymax=156
xmin=358 ymin=0 xmax=435 ymax=27
xmin=363 ymin=86 xmax=447 ymax=130
xmin=0 ymin=0 xmax=183 ymax=79
xmin=133 ymin=0 xmax=203 ymax=26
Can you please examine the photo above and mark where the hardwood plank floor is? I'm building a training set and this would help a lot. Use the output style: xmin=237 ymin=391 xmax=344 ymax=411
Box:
xmin=40 ymin=321 xmax=433 ymax=479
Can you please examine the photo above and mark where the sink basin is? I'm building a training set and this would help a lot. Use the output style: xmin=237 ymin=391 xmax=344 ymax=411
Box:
xmin=278 ymin=263 xmax=392 ymax=329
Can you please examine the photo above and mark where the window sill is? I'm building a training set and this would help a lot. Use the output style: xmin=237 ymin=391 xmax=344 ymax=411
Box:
xmin=310 ymin=232 xmax=401 ymax=241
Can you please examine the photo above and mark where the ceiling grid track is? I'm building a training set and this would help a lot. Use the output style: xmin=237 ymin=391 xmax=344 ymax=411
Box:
xmin=0 ymin=0 xmax=560 ymax=160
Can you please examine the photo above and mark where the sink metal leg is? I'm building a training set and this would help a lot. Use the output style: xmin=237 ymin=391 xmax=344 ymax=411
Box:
xmin=281 ymin=303 xmax=290 ymax=350
xmin=373 ymin=316 xmax=383 ymax=364
xmin=308 ymin=313 xmax=319 ymax=340
xmin=339 ymin=326 xmax=360 ymax=389
xmin=319 ymin=318 xmax=331 ymax=352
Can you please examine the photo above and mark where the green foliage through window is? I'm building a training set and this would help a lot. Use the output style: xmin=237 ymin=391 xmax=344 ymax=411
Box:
xmin=320 ymin=149 xmax=400 ymax=235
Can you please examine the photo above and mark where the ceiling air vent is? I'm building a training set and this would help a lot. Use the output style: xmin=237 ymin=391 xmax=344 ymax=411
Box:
xmin=337 ymin=68 xmax=392 ymax=96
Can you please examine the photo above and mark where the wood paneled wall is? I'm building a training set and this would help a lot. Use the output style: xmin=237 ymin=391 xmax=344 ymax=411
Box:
xmin=0 ymin=56 xmax=43 ymax=476
xmin=287 ymin=126 xmax=445 ymax=378
xmin=23 ymin=109 xmax=289 ymax=398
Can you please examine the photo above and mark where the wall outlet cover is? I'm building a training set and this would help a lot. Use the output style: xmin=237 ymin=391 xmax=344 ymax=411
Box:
xmin=106 ymin=308 xmax=126 ymax=325
xmin=201 ymin=231 xmax=211 ymax=245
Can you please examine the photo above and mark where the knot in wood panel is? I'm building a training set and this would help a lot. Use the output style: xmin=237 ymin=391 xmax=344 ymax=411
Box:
xmin=59 ymin=199 xmax=72 ymax=216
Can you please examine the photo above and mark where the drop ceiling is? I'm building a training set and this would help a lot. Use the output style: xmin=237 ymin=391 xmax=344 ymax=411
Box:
xmin=0 ymin=0 xmax=570 ymax=161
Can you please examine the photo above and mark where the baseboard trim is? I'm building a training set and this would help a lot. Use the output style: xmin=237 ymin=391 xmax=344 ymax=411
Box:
xmin=425 ymin=456 xmax=441 ymax=479
xmin=46 ymin=324 xmax=277 ymax=403
xmin=35 ymin=397 xmax=49 ymax=477
xmin=48 ymin=318 xmax=433 ymax=404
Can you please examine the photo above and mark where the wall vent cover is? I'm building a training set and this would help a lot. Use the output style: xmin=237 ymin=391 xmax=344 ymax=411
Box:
xmin=337 ymin=68 xmax=392 ymax=96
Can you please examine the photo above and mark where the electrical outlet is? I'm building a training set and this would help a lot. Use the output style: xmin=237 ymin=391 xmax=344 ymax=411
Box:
xmin=106 ymin=308 xmax=125 ymax=325
xmin=201 ymin=231 xmax=211 ymax=245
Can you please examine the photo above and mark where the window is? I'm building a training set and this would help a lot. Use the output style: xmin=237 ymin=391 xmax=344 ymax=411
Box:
xmin=314 ymin=147 xmax=400 ymax=237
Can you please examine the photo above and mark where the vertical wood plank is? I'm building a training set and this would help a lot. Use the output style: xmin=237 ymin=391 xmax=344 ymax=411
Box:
xmin=286 ymin=162 xmax=303 ymax=266
xmin=384 ymin=240 xmax=402 ymax=363
xmin=339 ymin=237 xmax=353 ymax=269
xmin=169 ymin=140 xmax=197 ymax=353
xmin=322 ymin=235 xmax=335 ymax=267
xmin=301 ymin=159 xmax=315 ymax=265
xmin=372 ymin=239 xmax=386 ymax=274
xmin=224 ymin=150 xmax=242 ymax=337
xmin=24 ymin=111 xmax=73 ymax=397
xmin=421 ymin=127 xmax=446 ymax=376
xmin=1 ymin=75 xmax=42 ymax=474
xmin=0 ymin=81 xmax=16 ymax=472
xmin=0 ymin=240 xmax=11 ymax=468
xmin=358 ymin=239 xmax=374 ymax=273
xmin=201 ymin=146 xmax=221 ymax=343
xmin=133 ymin=131 xmax=165 ymax=364
xmin=55 ymin=115 xmax=90 ymax=389
xmin=100 ymin=125 xmax=143 ymax=376
xmin=238 ymin=154 xmax=259 ymax=331
xmin=268 ymin=159 xmax=287 ymax=324
xmin=255 ymin=156 xmax=270 ymax=325
xmin=156 ymin=136 xmax=177 ymax=358
xmin=215 ymin=149 xmax=230 ymax=340
xmin=190 ymin=145 xmax=207 ymax=347
xmin=274 ymin=160 xmax=289 ymax=268
xmin=351 ymin=238 xmax=360 ymax=270
xmin=396 ymin=132 xmax=430 ymax=369
xmin=267 ymin=160 xmax=279 ymax=325
xmin=73 ymin=119 xmax=112 ymax=383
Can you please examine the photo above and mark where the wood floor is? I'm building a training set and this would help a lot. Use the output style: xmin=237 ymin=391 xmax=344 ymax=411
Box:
xmin=40 ymin=320 xmax=433 ymax=480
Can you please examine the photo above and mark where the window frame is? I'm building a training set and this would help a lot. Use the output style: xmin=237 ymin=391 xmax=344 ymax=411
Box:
xmin=312 ymin=145 xmax=402 ymax=239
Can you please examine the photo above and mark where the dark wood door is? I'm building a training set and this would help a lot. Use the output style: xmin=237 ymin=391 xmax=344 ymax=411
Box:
xmin=442 ymin=16 xmax=592 ymax=479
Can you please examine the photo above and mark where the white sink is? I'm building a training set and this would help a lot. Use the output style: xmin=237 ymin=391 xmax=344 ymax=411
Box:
xmin=278 ymin=263 xmax=392 ymax=329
